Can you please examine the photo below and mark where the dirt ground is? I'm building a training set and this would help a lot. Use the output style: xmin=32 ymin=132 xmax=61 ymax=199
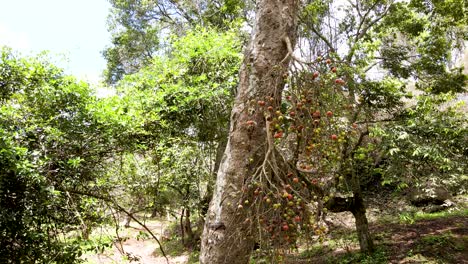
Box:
xmin=82 ymin=194 xmax=467 ymax=264
xmin=81 ymin=219 xmax=188 ymax=264
xmin=375 ymin=216 xmax=468 ymax=264
xmin=284 ymin=214 xmax=467 ymax=264
xmin=83 ymin=215 xmax=467 ymax=264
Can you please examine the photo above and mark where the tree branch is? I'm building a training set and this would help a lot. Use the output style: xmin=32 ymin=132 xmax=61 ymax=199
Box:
xmin=310 ymin=25 xmax=335 ymax=52
xmin=347 ymin=1 xmax=393 ymax=62
xmin=282 ymin=36 xmax=320 ymax=65
xmin=59 ymin=188 xmax=169 ymax=264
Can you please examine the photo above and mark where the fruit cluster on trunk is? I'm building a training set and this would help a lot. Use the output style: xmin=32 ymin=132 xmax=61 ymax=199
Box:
xmin=199 ymin=0 xmax=299 ymax=263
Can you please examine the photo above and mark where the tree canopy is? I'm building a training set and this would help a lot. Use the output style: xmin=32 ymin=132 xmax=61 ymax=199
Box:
xmin=0 ymin=0 xmax=467 ymax=263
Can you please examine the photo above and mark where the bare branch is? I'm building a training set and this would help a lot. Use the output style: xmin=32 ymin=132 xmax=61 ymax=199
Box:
xmin=282 ymin=36 xmax=321 ymax=65
xmin=310 ymin=25 xmax=335 ymax=52
xmin=58 ymin=188 xmax=170 ymax=264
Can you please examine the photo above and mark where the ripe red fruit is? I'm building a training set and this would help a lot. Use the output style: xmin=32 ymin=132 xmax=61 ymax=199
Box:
xmin=246 ymin=120 xmax=255 ymax=126
xmin=331 ymin=66 xmax=337 ymax=73
xmin=294 ymin=216 xmax=301 ymax=223
xmin=326 ymin=111 xmax=333 ymax=117
xmin=282 ymin=224 xmax=289 ymax=231
xmin=312 ymin=179 xmax=318 ymax=185
xmin=330 ymin=134 xmax=338 ymax=140
xmin=335 ymin=79 xmax=345 ymax=85
xmin=312 ymin=110 xmax=321 ymax=118
xmin=274 ymin=131 xmax=283 ymax=138
xmin=296 ymin=102 xmax=303 ymax=108
xmin=258 ymin=100 xmax=266 ymax=106
xmin=326 ymin=59 xmax=332 ymax=64
xmin=289 ymin=111 xmax=296 ymax=117
xmin=287 ymin=194 xmax=293 ymax=200
xmin=268 ymin=106 xmax=274 ymax=111
xmin=313 ymin=71 xmax=319 ymax=78
xmin=293 ymin=177 xmax=299 ymax=183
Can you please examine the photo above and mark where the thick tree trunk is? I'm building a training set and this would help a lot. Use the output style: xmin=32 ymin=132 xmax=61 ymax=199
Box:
xmin=200 ymin=1 xmax=299 ymax=263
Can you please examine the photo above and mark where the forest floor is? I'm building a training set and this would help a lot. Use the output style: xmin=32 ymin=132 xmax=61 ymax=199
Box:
xmin=284 ymin=213 xmax=468 ymax=264
xmin=282 ymin=193 xmax=468 ymax=264
xmin=81 ymin=217 xmax=190 ymax=264
xmin=82 ymin=196 xmax=468 ymax=264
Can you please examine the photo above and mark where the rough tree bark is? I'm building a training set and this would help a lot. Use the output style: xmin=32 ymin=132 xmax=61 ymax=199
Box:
xmin=200 ymin=0 xmax=299 ymax=263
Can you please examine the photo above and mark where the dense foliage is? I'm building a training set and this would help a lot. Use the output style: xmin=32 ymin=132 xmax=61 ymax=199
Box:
xmin=103 ymin=0 xmax=249 ymax=84
xmin=0 ymin=0 xmax=467 ymax=262
xmin=0 ymin=48 xmax=131 ymax=263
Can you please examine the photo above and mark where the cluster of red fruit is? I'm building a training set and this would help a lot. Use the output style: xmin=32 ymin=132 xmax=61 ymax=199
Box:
xmin=238 ymin=170 xmax=312 ymax=247
xmin=243 ymin=58 xmax=361 ymax=249
xmin=256 ymin=99 xmax=340 ymax=142
xmin=326 ymin=58 xmax=346 ymax=86
xmin=261 ymin=189 xmax=306 ymax=246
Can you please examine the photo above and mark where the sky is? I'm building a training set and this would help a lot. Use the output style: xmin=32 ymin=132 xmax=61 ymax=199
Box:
xmin=0 ymin=0 xmax=111 ymax=84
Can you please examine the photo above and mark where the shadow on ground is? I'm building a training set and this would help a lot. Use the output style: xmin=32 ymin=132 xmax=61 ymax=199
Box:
xmin=284 ymin=215 xmax=467 ymax=264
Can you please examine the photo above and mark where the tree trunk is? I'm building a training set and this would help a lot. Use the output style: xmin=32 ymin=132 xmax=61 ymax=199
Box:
xmin=325 ymin=192 xmax=374 ymax=253
xmin=350 ymin=193 xmax=374 ymax=253
xmin=200 ymin=139 xmax=228 ymax=219
xmin=185 ymin=207 xmax=194 ymax=246
xmin=124 ymin=206 xmax=134 ymax=228
xmin=180 ymin=208 xmax=185 ymax=246
xmin=150 ymin=206 xmax=159 ymax=218
xmin=200 ymin=0 xmax=299 ymax=263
